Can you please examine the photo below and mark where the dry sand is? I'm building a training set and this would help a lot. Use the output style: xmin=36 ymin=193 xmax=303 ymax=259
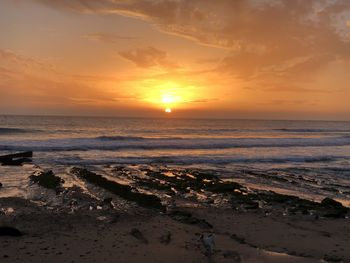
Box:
xmin=1 ymin=197 xmax=349 ymax=263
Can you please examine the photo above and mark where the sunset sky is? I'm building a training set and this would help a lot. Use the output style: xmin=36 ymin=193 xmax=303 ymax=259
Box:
xmin=1 ymin=0 xmax=350 ymax=120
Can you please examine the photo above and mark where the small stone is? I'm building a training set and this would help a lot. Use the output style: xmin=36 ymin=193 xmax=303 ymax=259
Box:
xmin=160 ymin=231 xmax=171 ymax=245
xmin=200 ymin=233 xmax=215 ymax=256
xmin=130 ymin=228 xmax=148 ymax=244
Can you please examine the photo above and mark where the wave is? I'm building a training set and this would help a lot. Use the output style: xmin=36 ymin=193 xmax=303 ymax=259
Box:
xmin=273 ymin=128 xmax=350 ymax=133
xmin=96 ymin=135 xmax=187 ymax=141
xmin=0 ymin=127 xmax=37 ymax=135
xmin=41 ymin=154 xmax=348 ymax=166
xmin=135 ymin=128 xmax=350 ymax=133
xmin=128 ymin=128 xmax=350 ymax=135
xmin=2 ymin=135 xmax=350 ymax=152
xmin=96 ymin=135 xmax=146 ymax=141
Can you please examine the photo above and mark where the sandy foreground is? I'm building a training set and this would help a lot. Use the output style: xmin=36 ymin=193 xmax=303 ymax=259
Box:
xmin=0 ymin=166 xmax=349 ymax=263
xmin=1 ymin=200 xmax=349 ymax=262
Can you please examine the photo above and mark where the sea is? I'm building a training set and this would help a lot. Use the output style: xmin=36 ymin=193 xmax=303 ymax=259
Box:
xmin=1 ymin=115 xmax=350 ymax=205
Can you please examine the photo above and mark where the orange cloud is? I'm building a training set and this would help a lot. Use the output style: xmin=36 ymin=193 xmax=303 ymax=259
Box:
xmin=85 ymin=33 xmax=138 ymax=43
xmin=32 ymin=1 xmax=350 ymax=83
xmin=119 ymin=46 xmax=179 ymax=69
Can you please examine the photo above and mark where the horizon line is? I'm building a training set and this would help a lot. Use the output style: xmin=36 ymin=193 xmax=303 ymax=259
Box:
xmin=1 ymin=113 xmax=349 ymax=123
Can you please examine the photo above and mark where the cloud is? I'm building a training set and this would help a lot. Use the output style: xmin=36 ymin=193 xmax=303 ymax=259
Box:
xmin=69 ymin=74 xmax=121 ymax=83
xmin=0 ymin=66 xmax=17 ymax=76
xmin=0 ymin=49 xmax=138 ymax=110
xmin=188 ymin=98 xmax=219 ymax=103
xmin=31 ymin=1 xmax=350 ymax=88
xmin=119 ymin=46 xmax=179 ymax=69
xmin=0 ymin=48 xmax=52 ymax=70
xmin=259 ymin=99 xmax=316 ymax=106
xmin=85 ymin=33 xmax=138 ymax=43
xmin=195 ymin=58 xmax=222 ymax=64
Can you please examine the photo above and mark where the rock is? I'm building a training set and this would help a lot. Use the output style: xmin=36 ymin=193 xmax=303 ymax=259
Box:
xmin=230 ymin=191 xmax=260 ymax=209
xmin=136 ymin=178 xmax=173 ymax=192
xmin=323 ymin=254 xmax=344 ymax=262
xmin=101 ymin=197 xmax=114 ymax=209
xmin=103 ymin=197 xmax=113 ymax=205
xmin=71 ymin=168 xmax=165 ymax=211
xmin=130 ymin=228 xmax=148 ymax=244
xmin=189 ymin=171 xmax=219 ymax=181
xmin=0 ymin=151 xmax=32 ymax=160
xmin=29 ymin=170 xmax=64 ymax=191
xmin=229 ymin=190 xmax=349 ymax=218
xmin=0 ymin=182 xmax=2 ymax=188
xmin=1 ymin=157 xmax=32 ymax=166
xmin=321 ymin=198 xmax=343 ymax=207
xmin=200 ymin=233 xmax=215 ymax=256
xmin=0 ymin=226 xmax=22 ymax=236
xmin=169 ymin=210 xmax=213 ymax=229
xmin=320 ymin=198 xmax=348 ymax=218
xmin=0 ymin=151 xmax=33 ymax=166
xmin=160 ymin=231 xmax=171 ymax=245
xmin=244 ymin=201 xmax=259 ymax=210
xmin=207 ymin=181 xmax=243 ymax=193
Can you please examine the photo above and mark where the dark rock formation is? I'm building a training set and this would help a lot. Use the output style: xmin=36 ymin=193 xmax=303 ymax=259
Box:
xmin=29 ymin=170 xmax=64 ymax=191
xmin=0 ymin=151 xmax=33 ymax=166
xmin=0 ymin=227 xmax=22 ymax=236
xmin=71 ymin=168 xmax=164 ymax=211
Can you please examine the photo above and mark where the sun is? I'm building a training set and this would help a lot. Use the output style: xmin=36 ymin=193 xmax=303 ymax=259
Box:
xmin=142 ymin=81 xmax=195 ymax=112
xmin=161 ymin=93 xmax=176 ymax=113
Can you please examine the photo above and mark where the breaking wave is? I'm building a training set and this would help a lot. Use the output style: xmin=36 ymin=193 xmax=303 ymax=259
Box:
xmin=2 ymin=135 xmax=350 ymax=152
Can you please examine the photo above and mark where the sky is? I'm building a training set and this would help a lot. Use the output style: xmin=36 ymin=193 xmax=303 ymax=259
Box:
xmin=0 ymin=0 xmax=350 ymax=120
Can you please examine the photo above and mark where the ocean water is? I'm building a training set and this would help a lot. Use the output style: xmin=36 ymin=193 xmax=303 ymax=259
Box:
xmin=1 ymin=115 xmax=350 ymax=204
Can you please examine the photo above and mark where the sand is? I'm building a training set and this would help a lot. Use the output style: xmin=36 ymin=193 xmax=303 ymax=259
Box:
xmin=1 ymin=197 xmax=349 ymax=263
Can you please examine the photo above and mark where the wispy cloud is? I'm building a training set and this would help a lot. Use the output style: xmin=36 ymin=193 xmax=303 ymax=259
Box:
xmin=119 ymin=46 xmax=179 ymax=69
xmin=0 ymin=48 xmax=54 ymax=70
xmin=84 ymin=32 xmax=138 ymax=44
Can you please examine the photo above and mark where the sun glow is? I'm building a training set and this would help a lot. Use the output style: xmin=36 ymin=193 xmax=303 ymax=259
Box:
xmin=162 ymin=94 xmax=175 ymax=104
xmin=141 ymin=81 xmax=198 ymax=112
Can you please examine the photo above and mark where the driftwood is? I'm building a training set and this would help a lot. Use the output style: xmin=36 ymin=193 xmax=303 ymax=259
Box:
xmin=0 ymin=151 xmax=33 ymax=166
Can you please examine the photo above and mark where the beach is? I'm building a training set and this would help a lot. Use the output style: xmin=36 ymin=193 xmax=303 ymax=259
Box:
xmin=1 ymin=116 xmax=350 ymax=262
xmin=1 ymin=164 xmax=349 ymax=263
xmin=2 ymin=0 xmax=350 ymax=261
